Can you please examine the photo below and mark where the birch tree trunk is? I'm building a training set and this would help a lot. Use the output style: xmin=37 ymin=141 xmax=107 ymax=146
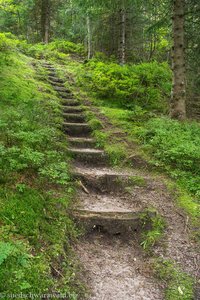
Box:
xmin=41 ymin=0 xmax=50 ymax=44
xmin=87 ymin=15 xmax=92 ymax=60
xmin=171 ymin=0 xmax=186 ymax=120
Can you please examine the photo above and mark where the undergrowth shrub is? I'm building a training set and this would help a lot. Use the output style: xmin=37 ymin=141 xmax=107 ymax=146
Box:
xmin=27 ymin=40 xmax=85 ymax=60
xmin=0 ymin=33 xmax=85 ymax=61
xmin=78 ymin=60 xmax=172 ymax=112
xmin=138 ymin=117 xmax=200 ymax=198
xmin=48 ymin=40 xmax=85 ymax=55
xmin=0 ymin=236 xmax=50 ymax=295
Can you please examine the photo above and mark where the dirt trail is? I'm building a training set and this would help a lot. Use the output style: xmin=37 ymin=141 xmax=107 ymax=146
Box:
xmin=43 ymin=62 xmax=199 ymax=300
xmin=75 ymin=235 xmax=163 ymax=300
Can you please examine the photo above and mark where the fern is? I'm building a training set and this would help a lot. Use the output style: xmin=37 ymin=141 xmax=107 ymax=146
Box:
xmin=0 ymin=242 xmax=15 ymax=265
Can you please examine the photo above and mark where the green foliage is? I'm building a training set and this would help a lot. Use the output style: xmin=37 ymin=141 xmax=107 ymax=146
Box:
xmin=0 ymin=188 xmax=81 ymax=297
xmin=0 ymin=35 xmax=84 ymax=298
xmin=27 ymin=40 xmax=85 ymax=60
xmin=0 ymin=32 xmax=17 ymax=52
xmin=140 ymin=209 xmax=165 ymax=250
xmin=78 ymin=60 xmax=172 ymax=112
xmin=139 ymin=117 xmax=200 ymax=198
xmin=128 ymin=175 xmax=146 ymax=187
xmin=92 ymin=131 xmax=109 ymax=148
xmin=48 ymin=40 xmax=85 ymax=55
xmin=0 ymin=41 xmax=70 ymax=186
xmin=0 ymin=236 xmax=50 ymax=296
xmin=105 ymin=143 xmax=127 ymax=166
xmin=155 ymin=259 xmax=194 ymax=300
xmin=88 ymin=118 xmax=103 ymax=130
xmin=0 ymin=33 xmax=84 ymax=62
xmin=0 ymin=32 xmax=29 ymax=54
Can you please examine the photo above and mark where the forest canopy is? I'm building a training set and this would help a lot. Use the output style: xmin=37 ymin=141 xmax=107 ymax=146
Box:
xmin=0 ymin=0 xmax=200 ymax=119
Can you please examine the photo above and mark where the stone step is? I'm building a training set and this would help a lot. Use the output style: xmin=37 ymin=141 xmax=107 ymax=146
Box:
xmin=63 ymin=106 xmax=84 ymax=113
xmin=62 ymin=100 xmax=80 ymax=106
xmin=63 ymin=113 xmax=85 ymax=123
xmin=49 ymin=80 xmax=65 ymax=87
xmin=68 ymin=137 xmax=96 ymax=148
xmin=48 ymin=76 xmax=64 ymax=83
xmin=64 ymin=122 xmax=91 ymax=137
xmin=54 ymin=86 xmax=71 ymax=93
xmin=59 ymin=91 xmax=76 ymax=98
xmin=48 ymin=71 xmax=57 ymax=77
xmin=69 ymin=148 xmax=107 ymax=165
xmin=77 ymin=191 xmax=146 ymax=213
xmin=46 ymin=66 xmax=56 ymax=71
xmin=73 ymin=167 xmax=147 ymax=193
xmin=71 ymin=209 xmax=144 ymax=235
xmin=43 ymin=64 xmax=52 ymax=70
xmin=43 ymin=63 xmax=54 ymax=69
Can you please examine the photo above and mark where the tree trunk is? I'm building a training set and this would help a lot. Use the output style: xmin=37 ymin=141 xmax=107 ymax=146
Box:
xmin=171 ymin=0 xmax=186 ymax=120
xmin=119 ymin=1 xmax=126 ymax=65
xmin=41 ymin=0 xmax=50 ymax=44
xmin=87 ymin=15 xmax=92 ymax=60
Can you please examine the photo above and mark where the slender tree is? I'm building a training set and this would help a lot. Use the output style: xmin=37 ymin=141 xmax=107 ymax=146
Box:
xmin=86 ymin=14 xmax=92 ymax=59
xmin=41 ymin=0 xmax=50 ymax=43
xmin=119 ymin=0 xmax=126 ymax=65
xmin=171 ymin=0 xmax=186 ymax=120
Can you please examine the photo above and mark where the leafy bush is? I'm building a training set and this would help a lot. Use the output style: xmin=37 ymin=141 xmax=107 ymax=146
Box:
xmin=0 ymin=33 xmax=17 ymax=52
xmin=27 ymin=39 xmax=85 ymax=60
xmin=78 ymin=60 xmax=172 ymax=112
xmin=0 ymin=32 xmax=29 ymax=54
xmin=0 ymin=33 xmax=85 ymax=60
xmin=0 ymin=238 xmax=50 ymax=295
xmin=48 ymin=40 xmax=85 ymax=55
xmin=138 ymin=117 xmax=200 ymax=197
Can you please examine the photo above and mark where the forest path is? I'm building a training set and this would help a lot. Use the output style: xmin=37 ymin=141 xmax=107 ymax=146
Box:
xmin=43 ymin=62 xmax=199 ymax=300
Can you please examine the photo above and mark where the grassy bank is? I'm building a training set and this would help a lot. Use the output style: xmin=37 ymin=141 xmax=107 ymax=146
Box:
xmin=0 ymin=34 xmax=84 ymax=298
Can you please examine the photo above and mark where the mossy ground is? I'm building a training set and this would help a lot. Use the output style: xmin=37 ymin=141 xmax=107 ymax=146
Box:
xmin=0 ymin=38 xmax=85 ymax=299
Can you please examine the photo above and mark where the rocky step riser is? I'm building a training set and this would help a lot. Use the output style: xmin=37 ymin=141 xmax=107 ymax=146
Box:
xmin=71 ymin=210 xmax=153 ymax=235
xmin=68 ymin=139 xmax=96 ymax=149
xmin=73 ymin=173 xmax=147 ymax=194
xmin=70 ymin=151 xmax=107 ymax=166
xmin=63 ymin=113 xmax=85 ymax=123
xmin=46 ymin=68 xmax=56 ymax=72
xmin=59 ymin=91 xmax=75 ymax=98
xmin=62 ymin=106 xmax=84 ymax=113
xmin=63 ymin=124 xmax=91 ymax=137
xmin=48 ymin=76 xmax=64 ymax=84
xmin=43 ymin=65 xmax=54 ymax=69
xmin=54 ymin=86 xmax=71 ymax=93
xmin=48 ymin=72 xmax=58 ymax=78
xmin=61 ymin=100 xmax=80 ymax=106
xmin=49 ymin=81 xmax=65 ymax=87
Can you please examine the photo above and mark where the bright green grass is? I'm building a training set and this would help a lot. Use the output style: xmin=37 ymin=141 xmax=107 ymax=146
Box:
xmin=0 ymin=37 xmax=85 ymax=298
xmin=155 ymin=259 xmax=194 ymax=300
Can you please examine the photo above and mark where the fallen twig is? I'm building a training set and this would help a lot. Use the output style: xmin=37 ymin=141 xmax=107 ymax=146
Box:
xmin=51 ymin=266 xmax=64 ymax=278
xmin=184 ymin=216 xmax=189 ymax=232
xmin=78 ymin=180 xmax=89 ymax=194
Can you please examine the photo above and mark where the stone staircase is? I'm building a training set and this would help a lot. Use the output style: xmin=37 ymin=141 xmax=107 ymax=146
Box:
xmin=43 ymin=62 xmax=147 ymax=233
xmin=42 ymin=62 xmax=164 ymax=300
